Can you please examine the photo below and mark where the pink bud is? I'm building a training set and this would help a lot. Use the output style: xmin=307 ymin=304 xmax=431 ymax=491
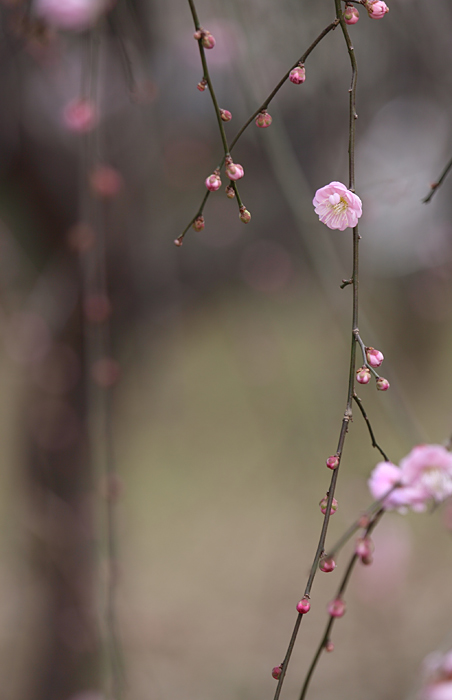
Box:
xmin=355 ymin=536 xmax=374 ymax=561
xmin=344 ymin=5 xmax=360 ymax=24
xmin=366 ymin=346 xmax=384 ymax=367
xmin=361 ymin=554 xmax=373 ymax=565
xmin=225 ymin=185 xmax=235 ymax=199
xmin=205 ymin=172 xmax=222 ymax=192
xmin=63 ymin=98 xmax=97 ymax=132
xmin=225 ymin=161 xmax=244 ymax=181
xmin=356 ymin=366 xmax=371 ymax=385
xmin=319 ymin=496 xmax=338 ymax=516
xmin=255 ymin=111 xmax=272 ymax=128
xmin=174 ymin=238 xmax=183 ymax=247
xmin=319 ymin=557 xmax=336 ymax=573
xmin=239 ymin=206 xmax=251 ymax=224
xmin=197 ymin=78 xmax=207 ymax=92
xmin=357 ymin=513 xmax=371 ymax=529
xmin=325 ymin=641 xmax=334 ymax=652
xmin=289 ymin=66 xmax=306 ymax=84
xmin=296 ymin=597 xmax=311 ymax=614
xmin=366 ymin=0 xmax=389 ymax=19
xmin=193 ymin=29 xmax=203 ymax=40
xmin=327 ymin=598 xmax=346 ymax=618
xmin=272 ymin=666 xmax=282 ymax=680
xmin=326 ymin=455 xmax=339 ymax=470
xmin=376 ymin=377 xmax=390 ymax=391
xmin=202 ymin=31 xmax=216 ymax=49
xmin=192 ymin=216 xmax=205 ymax=232
xmin=220 ymin=109 xmax=232 ymax=122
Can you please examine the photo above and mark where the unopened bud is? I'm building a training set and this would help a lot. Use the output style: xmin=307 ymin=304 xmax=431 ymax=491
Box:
xmin=366 ymin=0 xmax=389 ymax=19
xmin=326 ymin=455 xmax=339 ymax=470
xmin=225 ymin=185 xmax=235 ymax=199
xmin=193 ymin=29 xmax=202 ymax=40
xmin=174 ymin=238 xmax=183 ymax=247
xmin=289 ymin=65 xmax=306 ymax=84
xmin=225 ymin=161 xmax=245 ymax=181
xmin=356 ymin=366 xmax=371 ymax=385
xmin=366 ymin=346 xmax=384 ymax=367
xmin=202 ymin=31 xmax=216 ymax=49
xmin=197 ymin=78 xmax=207 ymax=92
xmin=255 ymin=111 xmax=272 ymax=128
xmin=355 ymin=536 xmax=374 ymax=561
xmin=239 ymin=206 xmax=251 ymax=224
xmin=327 ymin=598 xmax=346 ymax=618
xmin=376 ymin=377 xmax=390 ymax=391
xmin=220 ymin=109 xmax=232 ymax=122
xmin=205 ymin=172 xmax=222 ymax=192
xmin=192 ymin=216 xmax=205 ymax=232
xmin=319 ymin=557 xmax=336 ymax=573
xmin=325 ymin=641 xmax=335 ymax=652
xmin=319 ymin=496 xmax=338 ymax=516
xmin=344 ymin=5 xmax=360 ymax=24
xmin=272 ymin=666 xmax=282 ymax=680
xmin=296 ymin=597 xmax=311 ymax=614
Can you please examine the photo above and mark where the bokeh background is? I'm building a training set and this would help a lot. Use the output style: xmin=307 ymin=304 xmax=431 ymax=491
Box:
xmin=0 ymin=0 xmax=452 ymax=699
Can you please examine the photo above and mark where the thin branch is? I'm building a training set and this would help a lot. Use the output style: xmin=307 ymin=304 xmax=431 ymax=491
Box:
xmin=178 ymin=18 xmax=339 ymax=242
xmin=298 ymin=510 xmax=384 ymax=700
xmin=353 ymin=393 xmax=389 ymax=461
xmin=423 ymin=154 xmax=452 ymax=203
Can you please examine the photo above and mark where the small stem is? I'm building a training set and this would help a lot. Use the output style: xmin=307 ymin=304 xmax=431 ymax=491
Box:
xmin=353 ymin=393 xmax=389 ymax=461
xmin=423 ymin=155 xmax=452 ymax=203
xmin=299 ymin=510 xmax=384 ymax=700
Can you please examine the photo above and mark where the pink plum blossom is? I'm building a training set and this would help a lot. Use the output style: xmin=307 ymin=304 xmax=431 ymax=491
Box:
xmin=63 ymin=98 xmax=97 ymax=132
xmin=313 ymin=181 xmax=362 ymax=231
xmin=421 ymin=650 xmax=452 ymax=700
xmin=35 ymin=0 xmax=110 ymax=31
xmin=366 ymin=346 xmax=384 ymax=367
xmin=225 ymin=161 xmax=244 ymax=181
xmin=366 ymin=0 xmax=389 ymax=19
xmin=399 ymin=444 xmax=452 ymax=504
xmin=376 ymin=377 xmax=390 ymax=391
xmin=368 ymin=461 xmax=416 ymax=511
xmin=356 ymin=366 xmax=371 ymax=384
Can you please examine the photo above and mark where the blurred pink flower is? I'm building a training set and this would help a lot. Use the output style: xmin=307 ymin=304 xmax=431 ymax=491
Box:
xmin=421 ymin=650 xmax=452 ymax=700
xmin=63 ymin=98 xmax=97 ymax=132
xmin=35 ymin=0 xmax=110 ymax=31
xmin=313 ymin=181 xmax=362 ymax=230
xmin=399 ymin=444 xmax=452 ymax=504
xmin=369 ymin=444 xmax=452 ymax=512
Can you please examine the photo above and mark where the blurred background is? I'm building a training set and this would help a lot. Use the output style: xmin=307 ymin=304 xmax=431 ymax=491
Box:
xmin=0 ymin=0 xmax=452 ymax=699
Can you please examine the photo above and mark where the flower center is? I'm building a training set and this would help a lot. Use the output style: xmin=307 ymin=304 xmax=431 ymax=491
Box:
xmin=421 ymin=467 xmax=452 ymax=501
xmin=328 ymin=193 xmax=348 ymax=214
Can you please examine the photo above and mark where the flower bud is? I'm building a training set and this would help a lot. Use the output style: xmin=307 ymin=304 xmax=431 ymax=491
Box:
xmin=202 ymin=31 xmax=216 ymax=49
xmin=355 ymin=536 xmax=374 ymax=561
xmin=193 ymin=29 xmax=202 ymax=40
xmin=220 ymin=109 xmax=232 ymax=122
xmin=361 ymin=554 xmax=373 ymax=565
xmin=296 ymin=597 xmax=311 ymax=614
xmin=326 ymin=455 xmax=339 ymax=470
xmin=356 ymin=366 xmax=371 ymax=385
xmin=319 ymin=557 xmax=336 ymax=573
xmin=366 ymin=0 xmax=389 ymax=18
xmin=255 ymin=111 xmax=272 ymax=128
xmin=225 ymin=185 xmax=235 ymax=199
xmin=239 ymin=206 xmax=251 ymax=224
xmin=289 ymin=65 xmax=306 ymax=84
xmin=225 ymin=161 xmax=244 ymax=181
xmin=376 ymin=377 xmax=390 ymax=391
xmin=272 ymin=666 xmax=282 ymax=680
xmin=327 ymin=598 xmax=346 ymax=618
xmin=344 ymin=5 xmax=359 ymax=24
xmin=325 ymin=641 xmax=334 ymax=652
xmin=319 ymin=496 xmax=338 ymax=515
xmin=197 ymin=78 xmax=207 ymax=92
xmin=366 ymin=346 xmax=384 ymax=367
xmin=205 ymin=172 xmax=222 ymax=192
xmin=192 ymin=216 xmax=205 ymax=232
xmin=174 ymin=238 xmax=183 ymax=247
